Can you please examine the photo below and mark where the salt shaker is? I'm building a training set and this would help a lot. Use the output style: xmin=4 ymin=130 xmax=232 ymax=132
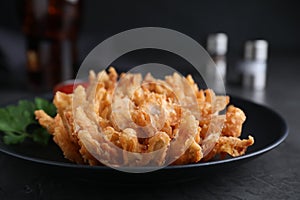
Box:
xmin=206 ymin=33 xmax=228 ymax=93
xmin=207 ymin=33 xmax=228 ymax=81
xmin=238 ymin=40 xmax=268 ymax=90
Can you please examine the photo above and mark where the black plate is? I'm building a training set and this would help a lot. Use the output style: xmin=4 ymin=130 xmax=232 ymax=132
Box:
xmin=0 ymin=96 xmax=288 ymax=183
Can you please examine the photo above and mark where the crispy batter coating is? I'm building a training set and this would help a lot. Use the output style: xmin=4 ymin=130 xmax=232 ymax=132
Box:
xmin=172 ymin=141 xmax=202 ymax=165
xmin=35 ymin=110 xmax=84 ymax=164
xmin=35 ymin=67 xmax=254 ymax=166
xmin=35 ymin=110 xmax=56 ymax=134
xmin=203 ymin=136 xmax=254 ymax=161
xmin=222 ymin=105 xmax=246 ymax=137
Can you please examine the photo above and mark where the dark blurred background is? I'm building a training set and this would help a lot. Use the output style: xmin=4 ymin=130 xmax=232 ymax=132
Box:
xmin=0 ymin=0 xmax=299 ymax=89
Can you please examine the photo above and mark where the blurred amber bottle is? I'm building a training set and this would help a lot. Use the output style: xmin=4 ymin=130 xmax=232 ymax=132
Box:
xmin=22 ymin=0 xmax=82 ymax=91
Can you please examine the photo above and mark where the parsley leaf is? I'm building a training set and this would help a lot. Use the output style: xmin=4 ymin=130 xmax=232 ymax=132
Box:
xmin=0 ymin=98 xmax=56 ymax=145
xmin=3 ymin=132 xmax=27 ymax=144
xmin=34 ymin=98 xmax=56 ymax=117
xmin=32 ymin=127 xmax=50 ymax=145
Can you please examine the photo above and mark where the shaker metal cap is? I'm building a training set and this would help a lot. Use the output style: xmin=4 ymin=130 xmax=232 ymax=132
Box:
xmin=207 ymin=33 xmax=228 ymax=55
xmin=244 ymin=40 xmax=268 ymax=61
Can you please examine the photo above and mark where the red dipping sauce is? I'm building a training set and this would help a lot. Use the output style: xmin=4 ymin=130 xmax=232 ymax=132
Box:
xmin=53 ymin=80 xmax=88 ymax=94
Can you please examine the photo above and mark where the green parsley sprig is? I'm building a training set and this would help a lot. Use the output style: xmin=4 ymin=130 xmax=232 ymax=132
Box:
xmin=0 ymin=98 xmax=56 ymax=145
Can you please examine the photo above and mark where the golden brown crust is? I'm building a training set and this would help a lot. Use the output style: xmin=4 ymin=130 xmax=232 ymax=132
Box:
xmin=34 ymin=67 xmax=254 ymax=166
xmin=35 ymin=110 xmax=84 ymax=164
xmin=52 ymin=115 xmax=84 ymax=164
xmin=34 ymin=110 xmax=56 ymax=134
xmin=203 ymin=136 xmax=254 ymax=161
xmin=172 ymin=141 xmax=202 ymax=165
xmin=222 ymin=105 xmax=246 ymax=137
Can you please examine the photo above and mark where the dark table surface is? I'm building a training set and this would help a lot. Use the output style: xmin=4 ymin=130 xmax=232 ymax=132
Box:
xmin=0 ymin=54 xmax=299 ymax=199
